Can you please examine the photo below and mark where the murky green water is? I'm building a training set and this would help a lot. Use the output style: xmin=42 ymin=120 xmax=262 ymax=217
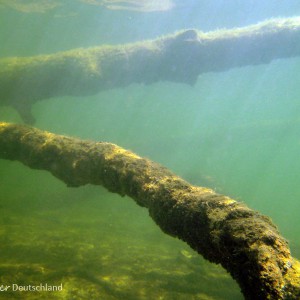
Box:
xmin=1 ymin=1 xmax=300 ymax=299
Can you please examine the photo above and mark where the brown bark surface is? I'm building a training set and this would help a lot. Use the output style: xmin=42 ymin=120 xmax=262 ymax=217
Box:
xmin=0 ymin=122 xmax=299 ymax=299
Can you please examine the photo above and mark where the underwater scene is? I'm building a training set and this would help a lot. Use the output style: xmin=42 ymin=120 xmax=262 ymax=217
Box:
xmin=1 ymin=1 xmax=300 ymax=299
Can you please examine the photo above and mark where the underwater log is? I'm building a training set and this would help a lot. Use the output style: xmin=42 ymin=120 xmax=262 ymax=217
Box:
xmin=0 ymin=122 xmax=299 ymax=300
xmin=1 ymin=17 xmax=300 ymax=123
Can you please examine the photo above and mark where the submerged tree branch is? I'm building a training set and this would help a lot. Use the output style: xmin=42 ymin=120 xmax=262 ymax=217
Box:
xmin=0 ymin=122 xmax=299 ymax=299
xmin=1 ymin=17 xmax=300 ymax=123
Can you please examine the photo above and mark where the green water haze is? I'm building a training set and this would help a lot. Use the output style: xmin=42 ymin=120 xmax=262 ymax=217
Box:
xmin=1 ymin=1 xmax=300 ymax=299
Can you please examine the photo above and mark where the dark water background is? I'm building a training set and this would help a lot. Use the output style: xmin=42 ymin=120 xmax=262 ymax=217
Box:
xmin=1 ymin=1 xmax=300 ymax=299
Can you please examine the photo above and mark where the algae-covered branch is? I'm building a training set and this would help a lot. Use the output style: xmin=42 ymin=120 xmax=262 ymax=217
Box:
xmin=0 ymin=122 xmax=299 ymax=300
xmin=1 ymin=17 xmax=300 ymax=123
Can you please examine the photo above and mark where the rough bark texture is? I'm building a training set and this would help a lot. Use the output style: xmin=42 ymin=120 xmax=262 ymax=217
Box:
xmin=1 ymin=17 xmax=300 ymax=123
xmin=0 ymin=122 xmax=299 ymax=300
